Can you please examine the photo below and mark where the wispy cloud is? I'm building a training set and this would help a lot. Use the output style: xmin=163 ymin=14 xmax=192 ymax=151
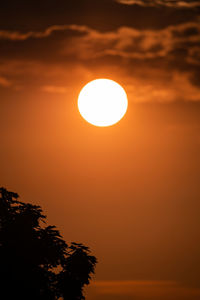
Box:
xmin=0 ymin=76 xmax=12 ymax=87
xmin=1 ymin=21 xmax=200 ymax=65
xmin=116 ymin=0 xmax=200 ymax=8
xmin=1 ymin=21 xmax=200 ymax=102
xmin=87 ymin=280 xmax=200 ymax=300
xmin=42 ymin=85 xmax=68 ymax=94
xmin=0 ymin=24 xmax=88 ymax=41
xmin=59 ymin=21 xmax=200 ymax=67
xmin=125 ymin=72 xmax=200 ymax=103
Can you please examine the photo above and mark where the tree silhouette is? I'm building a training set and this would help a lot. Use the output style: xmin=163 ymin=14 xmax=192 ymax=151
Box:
xmin=0 ymin=188 xmax=97 ymax=300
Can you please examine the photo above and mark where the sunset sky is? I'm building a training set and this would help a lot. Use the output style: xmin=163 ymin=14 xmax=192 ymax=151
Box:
xmin=1 ymin=1 xmax=200 ymax=299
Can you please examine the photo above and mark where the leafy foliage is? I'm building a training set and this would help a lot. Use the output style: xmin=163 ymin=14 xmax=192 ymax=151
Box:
xmin=0 ymin=188 xmax=97 ymax=300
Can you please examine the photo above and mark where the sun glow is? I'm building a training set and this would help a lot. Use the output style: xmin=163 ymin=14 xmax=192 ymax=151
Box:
xmin=78 ymin=79 xmax=128 ymax=127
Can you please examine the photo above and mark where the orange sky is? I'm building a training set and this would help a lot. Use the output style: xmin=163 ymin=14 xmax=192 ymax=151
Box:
xmin=1 ymin=93 xmax=200 ymax=299
xmin=1 ymin=1 xmax=200 ymax=299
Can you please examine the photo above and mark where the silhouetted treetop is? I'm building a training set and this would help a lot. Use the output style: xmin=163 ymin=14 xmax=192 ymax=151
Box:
xmin=0 ymin=187 xmax=97 ymax=300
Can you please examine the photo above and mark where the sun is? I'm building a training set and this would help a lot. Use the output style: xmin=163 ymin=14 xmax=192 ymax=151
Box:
xmin=78 ymin=79 xmax=128 ymax=127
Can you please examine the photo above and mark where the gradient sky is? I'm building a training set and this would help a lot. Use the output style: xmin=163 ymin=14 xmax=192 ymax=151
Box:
xmin=1 ymin=1 xmax=200 ymax=299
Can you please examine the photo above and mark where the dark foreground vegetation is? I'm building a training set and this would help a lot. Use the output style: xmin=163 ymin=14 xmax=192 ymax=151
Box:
xmin=0 ymin=188 xmax=97 ymax=300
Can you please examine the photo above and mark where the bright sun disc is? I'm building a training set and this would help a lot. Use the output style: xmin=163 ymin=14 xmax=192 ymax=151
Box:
xmin=78 ymin=79 xmax=128 ymax=127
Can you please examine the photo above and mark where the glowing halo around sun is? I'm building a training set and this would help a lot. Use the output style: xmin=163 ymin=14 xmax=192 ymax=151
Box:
xmin=78 ymin=79 xmax=128 ymax=127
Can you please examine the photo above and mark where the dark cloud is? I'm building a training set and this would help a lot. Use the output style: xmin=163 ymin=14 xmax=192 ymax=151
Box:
xmin=0 ymin=21 xmax=200 ymax=103
xmin=0 ymin=25 xmax=88 ymax=41
xmin=0 ymin=0 xmax=199 ymax=31
xmin=1 ymin=21 xmax=200 ymax=63
xmin=0 ymin=0 xmax=200 ymax=102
